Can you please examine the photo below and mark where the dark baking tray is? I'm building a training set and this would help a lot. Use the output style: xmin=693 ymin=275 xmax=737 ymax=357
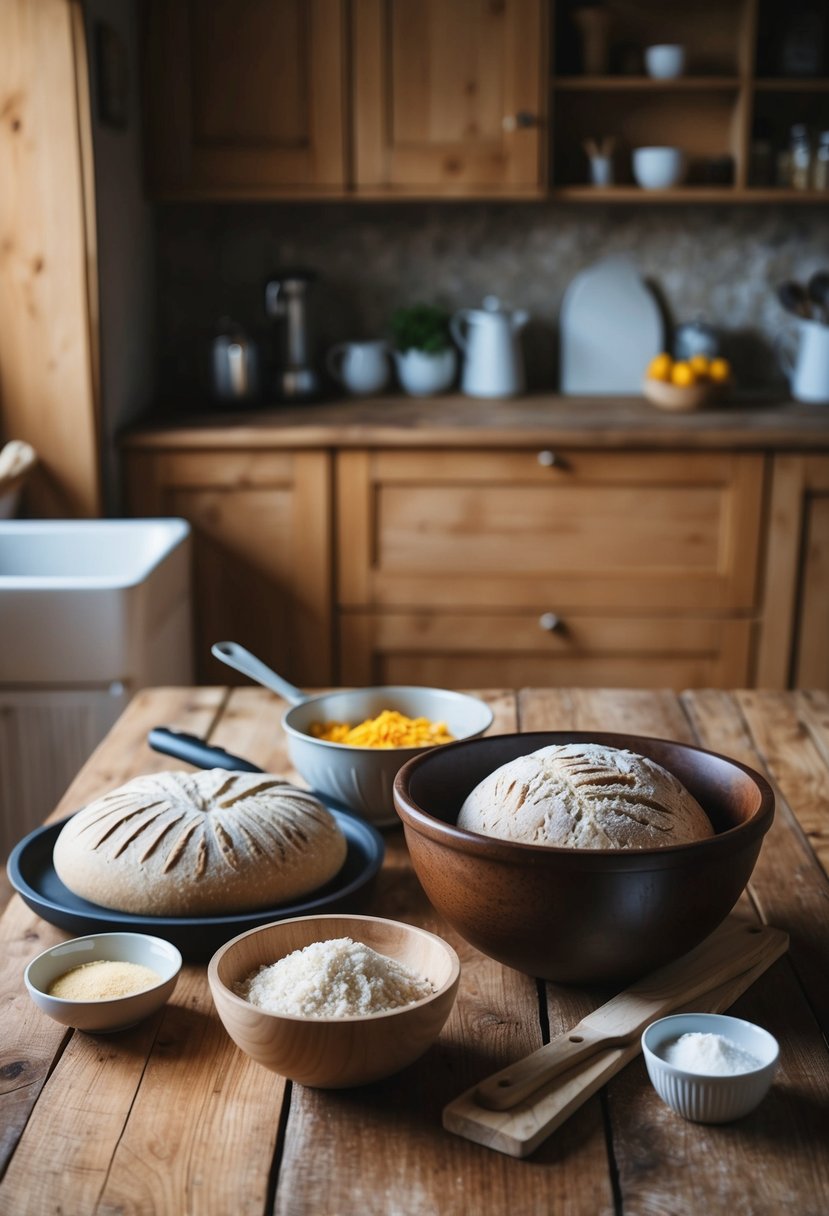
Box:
xmin=6 ymin=809 xmax=384 ymax=962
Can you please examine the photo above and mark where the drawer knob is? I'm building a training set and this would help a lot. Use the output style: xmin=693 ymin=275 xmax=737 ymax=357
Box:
xmin=539 ymin=612 xmax=562 ymax=632
xmin=502 ymin=111 xmax=540 ymax=133
xmin=537 ymin=450 xmax=558 ymax=468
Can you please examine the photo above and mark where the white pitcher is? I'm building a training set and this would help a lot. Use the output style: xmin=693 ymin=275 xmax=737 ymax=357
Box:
xmin=779 ymin=319 xmax=829 ymax=404
xmin=327 ymin=340 xmax=391 ymax=395
xmin=450 ymin=296 xmax=529 ymax=398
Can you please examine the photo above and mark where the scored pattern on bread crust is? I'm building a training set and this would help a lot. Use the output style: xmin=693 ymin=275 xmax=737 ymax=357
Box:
xmin=70 ymin=772 xmax=331 ymax=879
xmin=52 ymin=769 xmax=349 ymax=916
xmin=458 ymin=743 xmax=713 ymax=849
xmin=552 ymin=750 xmax=678 ymax=832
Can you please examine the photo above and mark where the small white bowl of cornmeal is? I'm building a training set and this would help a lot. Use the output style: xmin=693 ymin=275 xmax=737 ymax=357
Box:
xmin=25 ymin=931 xmax=182 ymax=1033
xmin=642 ymin=1012 xmax=780 ymax=1123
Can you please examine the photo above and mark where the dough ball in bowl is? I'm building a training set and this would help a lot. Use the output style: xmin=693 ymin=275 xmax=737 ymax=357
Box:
xmin=53 ymin=770 xmax=347 ymax=916
xmin=394 ymin=731 xmax=774 ymax=984
xmin=458 ymin=742 xmax=714 ymax=849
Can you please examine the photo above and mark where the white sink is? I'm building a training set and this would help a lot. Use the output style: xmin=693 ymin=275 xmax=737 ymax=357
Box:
xmin=0 ymin=519 xmax=192 ymax=684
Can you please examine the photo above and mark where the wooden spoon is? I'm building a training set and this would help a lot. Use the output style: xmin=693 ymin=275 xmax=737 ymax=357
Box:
xmin=474 ymin=918 xmax=782 ymax=1111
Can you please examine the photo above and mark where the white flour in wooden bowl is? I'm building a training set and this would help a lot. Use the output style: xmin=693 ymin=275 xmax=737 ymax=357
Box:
xmin=235 ymin=937 xmax=435 ymax=1017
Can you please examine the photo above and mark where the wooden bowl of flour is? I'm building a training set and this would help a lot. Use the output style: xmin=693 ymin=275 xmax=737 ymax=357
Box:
xmin=208 ymin=914 xmax=460 ymax=1088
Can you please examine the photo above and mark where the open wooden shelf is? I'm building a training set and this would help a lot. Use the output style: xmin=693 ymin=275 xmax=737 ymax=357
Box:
xmin=551 ymin=186 xmax=829 ymax=203
xmin=554 ymin=77 xmax=742 ymax=92
xmin=753 ymin=79 xmax=829 ymax=93
xmin=551 ymin=0 xmax=829 ymax=198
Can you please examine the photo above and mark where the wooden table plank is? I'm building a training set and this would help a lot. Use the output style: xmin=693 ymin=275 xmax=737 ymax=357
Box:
xmin=601 ymin=688 xmax=829 ymax=1216
xmin=0 ymin=688 xmax=827 ymax=1216
xmin=682 ymin=689 xmax=829 ymax=1036
xmin=269 ymin=691 xmax=612 ymax=1216
xmin=0 ymin=688 xmax=226 ymax=1188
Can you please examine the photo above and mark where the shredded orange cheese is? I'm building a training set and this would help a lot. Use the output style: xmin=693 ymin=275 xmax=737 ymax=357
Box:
xmin=308 ymin=709 xmax=454 ymax=749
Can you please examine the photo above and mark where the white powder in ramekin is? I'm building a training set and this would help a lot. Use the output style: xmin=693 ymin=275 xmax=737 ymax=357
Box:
xmin=236 ymin=936 xmax=434 ymax=1017
xmin=664 ymin=1031 xmax=762 ymax=1075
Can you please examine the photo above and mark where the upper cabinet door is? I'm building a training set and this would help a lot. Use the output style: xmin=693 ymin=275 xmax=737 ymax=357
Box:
xmin=353 ymin=0 xmax=547 ymax=196
xmin=143 ymin=0 xmax=347 ymax=197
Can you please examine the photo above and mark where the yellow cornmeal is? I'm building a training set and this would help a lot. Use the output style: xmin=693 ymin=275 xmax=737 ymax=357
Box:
xmin=47 ymin=959 xmax=162 ymax=1001
xmin=309 ymin=709 xmax=453 ymax=748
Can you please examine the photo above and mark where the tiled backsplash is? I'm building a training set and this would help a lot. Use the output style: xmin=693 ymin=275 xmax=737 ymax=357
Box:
xmin=155 ymin=202 xmax=829 ymax=400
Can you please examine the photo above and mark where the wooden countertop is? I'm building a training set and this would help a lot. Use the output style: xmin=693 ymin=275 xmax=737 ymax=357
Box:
xmin=121 ymin=394 xmax=829 ymax=451
xmin=2 ymin=687 xmax=829 ymax=1215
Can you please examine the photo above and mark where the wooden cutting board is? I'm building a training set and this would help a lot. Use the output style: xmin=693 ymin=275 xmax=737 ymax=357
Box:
xmin=443 ymin=918 xmax=788 ymax=1158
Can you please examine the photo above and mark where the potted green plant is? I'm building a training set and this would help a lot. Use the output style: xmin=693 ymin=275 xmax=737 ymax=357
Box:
xmin=390 ymin=304 xmax=457 ymax=396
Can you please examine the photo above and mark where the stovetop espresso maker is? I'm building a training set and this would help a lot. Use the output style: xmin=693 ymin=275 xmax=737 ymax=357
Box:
xmin=265 ymin=269 xmax=322 ymax=401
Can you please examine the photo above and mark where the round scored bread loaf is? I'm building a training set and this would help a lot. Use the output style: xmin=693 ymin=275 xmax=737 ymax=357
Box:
xmin=53 ymin=769 xmax=348 ymax=916
xmin=457 ymin=743 xmax=714 ymax=849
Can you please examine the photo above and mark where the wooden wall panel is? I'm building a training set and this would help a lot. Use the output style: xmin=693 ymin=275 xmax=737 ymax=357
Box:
xmin=0 ymin=0 xmax=101 ymax=516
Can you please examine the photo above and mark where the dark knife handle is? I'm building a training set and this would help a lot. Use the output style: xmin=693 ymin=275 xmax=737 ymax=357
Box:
xmin=147 ymin=727 xmax=263 ymax=774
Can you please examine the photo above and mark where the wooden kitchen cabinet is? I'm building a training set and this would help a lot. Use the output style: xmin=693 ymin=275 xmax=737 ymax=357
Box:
xmin=124 ymin=448 xmax=332 ymax=684
xmin=142 ymin=0 xmax=348 ymax=198
xmin=352 ymin=0 xmax=547 ymax=196
xmin=336 ymin=448 xmax=765 ymax=688
xmin=142 ymin=0 xmax=548 ymax=198
xmin=757 ymin=454 xmax=829 ymax=688
xmin=141 ymin=0 xmax=829 ymax=202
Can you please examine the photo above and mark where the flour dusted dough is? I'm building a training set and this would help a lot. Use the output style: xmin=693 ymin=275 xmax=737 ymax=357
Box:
xmin=457 ymin=743 xmax=713 ymax=849
xmin=53 ymin=770 xmax=347 ymax=915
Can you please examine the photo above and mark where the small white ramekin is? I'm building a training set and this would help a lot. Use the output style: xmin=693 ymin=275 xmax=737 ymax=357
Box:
xmin=641 ymin=1012 xmax=779 ymax=1123
xmin=25 ymin=932 xmax=182 ymax=1033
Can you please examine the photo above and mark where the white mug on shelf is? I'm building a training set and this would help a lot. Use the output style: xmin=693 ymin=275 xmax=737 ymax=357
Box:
xmin=326 ymin=340 xmax=391 ymax=395
xmin=644 ymin=44 xmax=686 ymax=79
xmin=779 ymin=318 xmax=829 ymax=404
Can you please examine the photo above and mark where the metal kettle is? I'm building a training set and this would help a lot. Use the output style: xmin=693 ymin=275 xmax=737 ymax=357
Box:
xmin=450 ymin=296 xmax=530 ymax=398
xmin=265 ymin=270 xmax=322 ymax=401
xmin=211 ymin=319 xmax=259 ymax=402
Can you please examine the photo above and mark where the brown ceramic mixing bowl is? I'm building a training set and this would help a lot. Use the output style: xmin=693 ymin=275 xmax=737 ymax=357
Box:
xmin=393 ymin=732 xmax=774 ymax=985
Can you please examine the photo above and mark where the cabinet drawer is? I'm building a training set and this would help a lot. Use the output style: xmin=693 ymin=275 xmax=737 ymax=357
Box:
xmin=337 ymin=450 xmax=765 ymax=612
xmin=124 ymin=449 xmax=332 ymax=685
xmin=338 ymin=611 xmax=755 ymax=690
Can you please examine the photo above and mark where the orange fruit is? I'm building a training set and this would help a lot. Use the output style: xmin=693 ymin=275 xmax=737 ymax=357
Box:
xmin=670 ymin=361 xmax=697 ymax=387
xmin=647 ymin=353 xmax=673 ymax=382
xmin=708 ymin=357 xmax=732 ymax=383
xmin=689 ymin=354 xmax=711 ymax=377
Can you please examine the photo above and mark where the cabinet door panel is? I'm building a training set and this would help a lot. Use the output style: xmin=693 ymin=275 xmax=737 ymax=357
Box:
xmin=125 ymin=451 xmax=331 ymax=685
xmin=797 ymin=493 xmax=829 ymax=686
xmin=337 ymin=450 xmax=764 ymax=611
xmin=144 ymin=0 xmax=347 ymax=196
xmin=758 ymin=454 xmax=829 ymax=689
xmin=353 ymin=0 xmax=546 ymax=194
xmin=339 ymin=611 xmax=754 ymax=689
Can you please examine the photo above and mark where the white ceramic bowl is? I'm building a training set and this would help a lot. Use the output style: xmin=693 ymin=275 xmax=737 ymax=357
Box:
xmin=25 ymin=932 xmax=182 ymax=1033
xmin=642 ymin=1012 xmax=779 ymax=1123
xmin=283 ymin=686 xmax=494 ymax=826
xmin=208 ymin=914 xmax=461 ymax=1087
xmin=644 ymin=44 xmax=686 ymax=79
xmin=632 ymin=146 xmax=686 ymax=190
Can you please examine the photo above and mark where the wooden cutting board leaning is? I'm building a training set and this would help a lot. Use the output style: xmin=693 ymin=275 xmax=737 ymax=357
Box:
xmin=443 ymin=918 xmax=788 ymax=1157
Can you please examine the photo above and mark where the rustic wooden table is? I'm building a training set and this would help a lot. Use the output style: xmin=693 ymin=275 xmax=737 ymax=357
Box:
xmin=2 ymin=687 xmax=828 ymax=1216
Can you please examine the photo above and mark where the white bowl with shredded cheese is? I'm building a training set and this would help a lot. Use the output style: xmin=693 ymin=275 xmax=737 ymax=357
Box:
xmin=283 ymin=686 xmax=494 ymax=827
xmin=641 ymin=1012 xmax=779 ymax=1123
xmin=208 ymin=913 xmax=461 ymax=1087
xmin=25 ymin=931 xmax=182 ymax=1033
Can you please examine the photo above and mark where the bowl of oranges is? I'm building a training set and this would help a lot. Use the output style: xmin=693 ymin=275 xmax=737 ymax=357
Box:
xmin=642 ymin=352 xmax=732 ymax=412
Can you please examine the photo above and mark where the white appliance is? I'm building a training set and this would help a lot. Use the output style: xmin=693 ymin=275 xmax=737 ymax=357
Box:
xmin=0 ymin=519 xmax=193 ymax=859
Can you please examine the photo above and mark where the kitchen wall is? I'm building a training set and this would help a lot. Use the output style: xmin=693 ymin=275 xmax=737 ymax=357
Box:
xmin=84 ymin=0 xmax=155 ymax=511
xmin=154 ymin=201 xmax=829 ymax=404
